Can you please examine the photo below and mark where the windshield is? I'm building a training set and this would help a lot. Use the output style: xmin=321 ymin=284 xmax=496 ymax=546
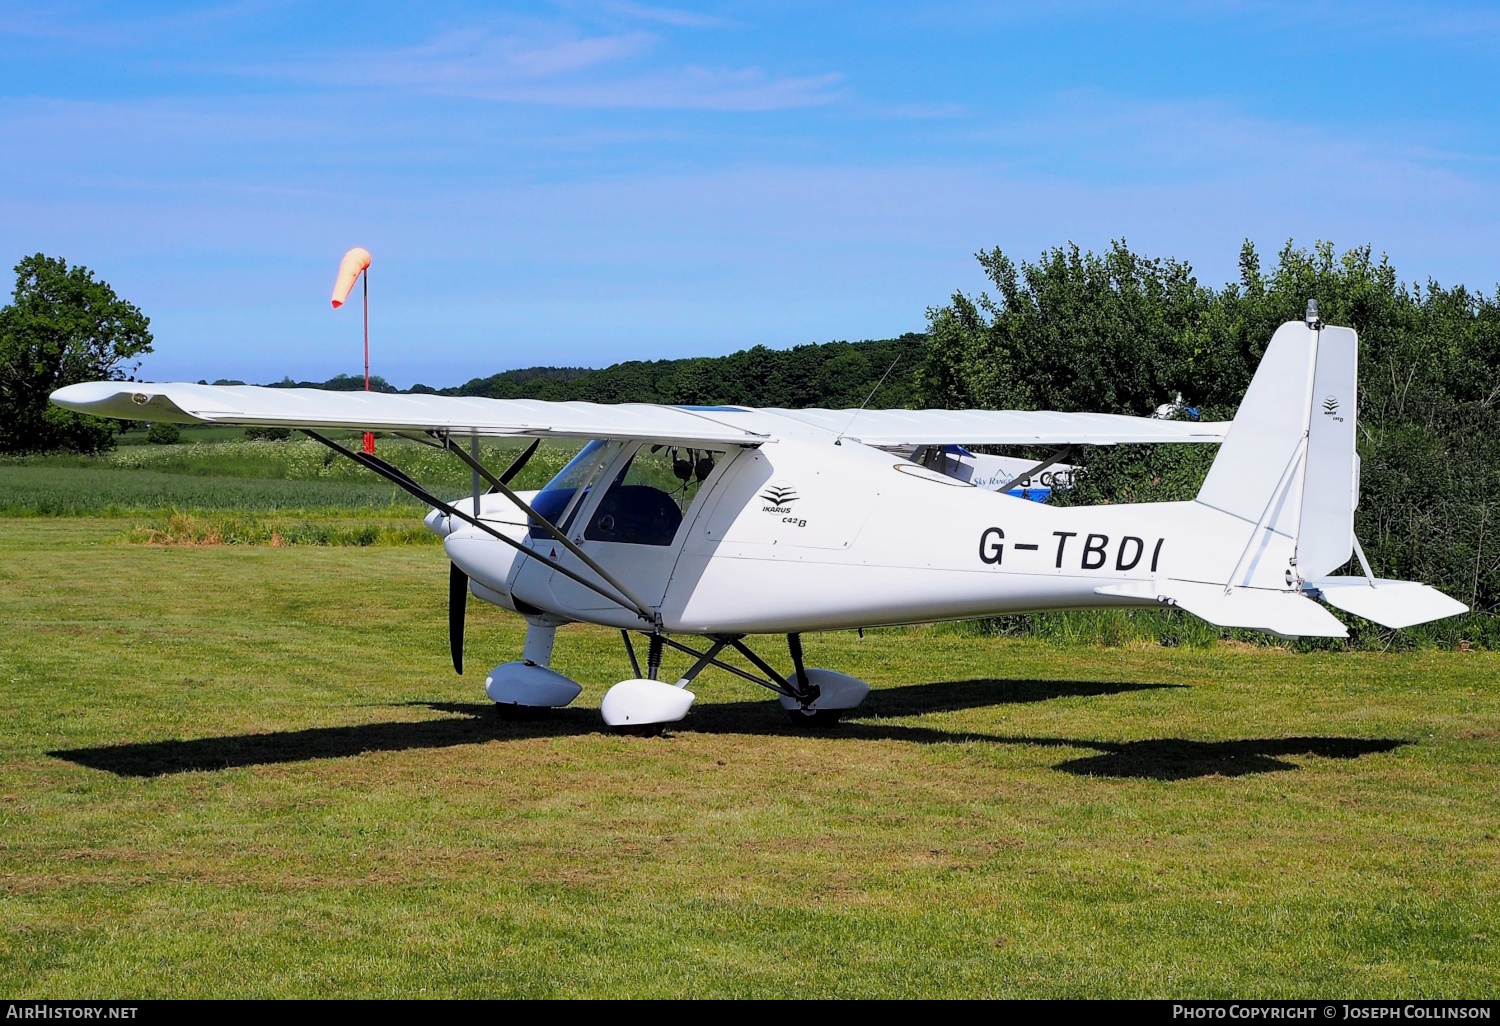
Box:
xmin=528 ymin=440 xmax=618 ymax=536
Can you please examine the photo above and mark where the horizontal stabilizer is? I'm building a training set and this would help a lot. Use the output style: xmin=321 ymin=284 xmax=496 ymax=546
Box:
xmin=1096 ymin=580 xmax=1348 ymax=638
xmin=1308 ymin=577 xmax=1468 ymax=630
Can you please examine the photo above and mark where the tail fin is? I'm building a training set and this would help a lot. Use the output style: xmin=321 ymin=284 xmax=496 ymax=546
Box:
xmin=1189 ymin=317 xmax=1467 ymax=632
xmin=1195 ymin=318 xmax=1357 ymax=578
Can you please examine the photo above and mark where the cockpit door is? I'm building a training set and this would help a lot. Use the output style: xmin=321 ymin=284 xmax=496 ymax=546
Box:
xmin=531 ymin=442 xmax=732 ymax=616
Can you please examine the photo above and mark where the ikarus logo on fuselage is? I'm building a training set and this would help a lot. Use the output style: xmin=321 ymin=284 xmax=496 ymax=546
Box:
xmin=760 ymin=482 xmax=807 ymax=528
xmin=760 ymin=483 xmax=798 ymax=513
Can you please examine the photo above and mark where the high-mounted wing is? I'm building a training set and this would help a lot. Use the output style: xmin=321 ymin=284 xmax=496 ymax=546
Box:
xmin=51 ymin=382 xmax=1228 ymax=449
xmin=49 ymin=382 xmax=771 ymax=447
xmin=762 ymin=408 xmax=1229 ymax=446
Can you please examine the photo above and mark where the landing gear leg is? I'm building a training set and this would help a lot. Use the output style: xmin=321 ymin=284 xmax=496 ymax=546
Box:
xmin=647 ymin=634 xmax=664 ymax=681
xmin=788 ymin=632 xmax=809 ymax=691
xmin=784 ymin=633 xmax=840 ymax=727
xmin=621 ymin=630 xmax=641 ymax=678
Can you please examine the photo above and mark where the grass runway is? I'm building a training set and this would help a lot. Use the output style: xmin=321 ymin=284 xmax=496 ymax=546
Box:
xmin=1 ymin=519 xmax=1497 ymax=997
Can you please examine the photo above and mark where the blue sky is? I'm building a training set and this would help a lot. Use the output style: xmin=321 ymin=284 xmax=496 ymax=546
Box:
xmin=2 ymin=2 xmax=1497 ymax=386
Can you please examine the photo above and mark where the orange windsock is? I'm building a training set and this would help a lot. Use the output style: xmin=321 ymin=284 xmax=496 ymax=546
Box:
xmin=330 ymin=247 xmax=372 ymax=308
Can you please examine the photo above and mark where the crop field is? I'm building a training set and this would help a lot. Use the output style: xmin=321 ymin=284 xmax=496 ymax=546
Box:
xmin=1 ymin=510 xmax=1497 ymax=997
xmin=2 ymin=436 xmax=574 ymax=506
xmin=0 ymin=437 xmax=582 ymax=544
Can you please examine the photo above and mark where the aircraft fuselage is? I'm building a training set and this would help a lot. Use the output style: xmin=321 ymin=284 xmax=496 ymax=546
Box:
xmin=442 ymin=418 xmax=1288 ymax=635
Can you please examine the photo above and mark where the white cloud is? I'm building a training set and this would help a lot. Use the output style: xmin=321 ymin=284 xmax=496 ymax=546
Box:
xmin=259 ymin=26 xmax=650 ymax=88
xmin=242 ymin=21 xmax=841 ymax=111
xmin=879 ymin=102 xmax=968 ymax=120
xmin=465 ymin=65 xmax=843 ymax=111
xmin=595 ymin=1 xmax=734 ymax=29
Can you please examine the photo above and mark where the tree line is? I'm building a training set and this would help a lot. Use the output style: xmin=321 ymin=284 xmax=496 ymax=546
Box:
xmin=429 ymin=336 xmax=926 ymax=409
xmin=258 ymin=338 xmax=929 ymax=409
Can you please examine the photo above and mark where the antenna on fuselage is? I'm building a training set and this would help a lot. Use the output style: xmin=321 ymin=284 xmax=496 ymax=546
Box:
xmin=834 ymin=353 xmax=902 ymax=446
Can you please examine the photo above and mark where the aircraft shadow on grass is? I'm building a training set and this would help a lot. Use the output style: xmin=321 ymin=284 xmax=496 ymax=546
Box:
xmin=49 ymin=677 xmax=1407 ymax=782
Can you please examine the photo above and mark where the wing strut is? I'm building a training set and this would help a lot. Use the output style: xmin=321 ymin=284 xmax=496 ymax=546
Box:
xmin=1003 ymin=445 xmax=1073 ymax=489
xmin=301 ymin=430 xmax=658 ymax=626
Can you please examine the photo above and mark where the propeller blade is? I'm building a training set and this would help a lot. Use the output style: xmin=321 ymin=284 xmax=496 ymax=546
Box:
xmin=492 ymin=437 xmax=541 ymax=490
xmin=449 ymin=561 xmax=468 ymax=675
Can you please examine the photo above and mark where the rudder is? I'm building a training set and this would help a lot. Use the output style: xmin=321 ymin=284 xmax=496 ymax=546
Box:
xmin=1296 ymin=325 xmax=1358 ymax=577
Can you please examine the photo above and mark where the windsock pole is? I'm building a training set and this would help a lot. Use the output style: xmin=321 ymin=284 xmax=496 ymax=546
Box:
xmin=362 ymin=273 xmax=374 ymax=454
xmin=331 ymin=246 xmax=375 ymax=454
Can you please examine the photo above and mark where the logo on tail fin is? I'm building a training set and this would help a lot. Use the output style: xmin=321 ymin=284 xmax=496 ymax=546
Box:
xmin=1322 ymin=395 xmax=1343 ymax=422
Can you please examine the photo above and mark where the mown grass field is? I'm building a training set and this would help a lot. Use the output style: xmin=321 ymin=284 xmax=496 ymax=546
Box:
xmin=1 ymin=514 xmax=1497 ymax=998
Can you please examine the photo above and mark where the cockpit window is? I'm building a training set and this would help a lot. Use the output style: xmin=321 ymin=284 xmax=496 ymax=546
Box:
xmin=528 ymin=440 xmax=618 ymax=538
xmin=583 ymin=445 xmax=722 ymax=546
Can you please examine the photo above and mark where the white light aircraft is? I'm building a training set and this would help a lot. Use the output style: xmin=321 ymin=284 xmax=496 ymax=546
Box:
xmin=52 ymin=308 xmax=1468 ymax=731
xmin=890 ymin=444 xmax=1079 ymax=500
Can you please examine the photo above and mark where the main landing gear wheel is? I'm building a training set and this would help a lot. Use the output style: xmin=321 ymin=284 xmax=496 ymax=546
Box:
xmin=600 ymin=676 xmax=695 ymax=734
xmin=613 ymin=722 xmax=668 ymax=738
xmin=786 ymin=707 xmax=844 ymax=728
xmin=492 ymin=702 xmax=544 ymax=721
xmin=777 ymin=636 xmax=869 ymax=728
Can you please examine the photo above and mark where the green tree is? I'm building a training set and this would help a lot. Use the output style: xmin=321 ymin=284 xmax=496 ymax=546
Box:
xmin=0 ymin=254 xmax=153 ymax=454
xmin=923 ymin=241 xmax=1211 ymax=415
xmin=146 ymin=421 xmax=180 ymax=444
